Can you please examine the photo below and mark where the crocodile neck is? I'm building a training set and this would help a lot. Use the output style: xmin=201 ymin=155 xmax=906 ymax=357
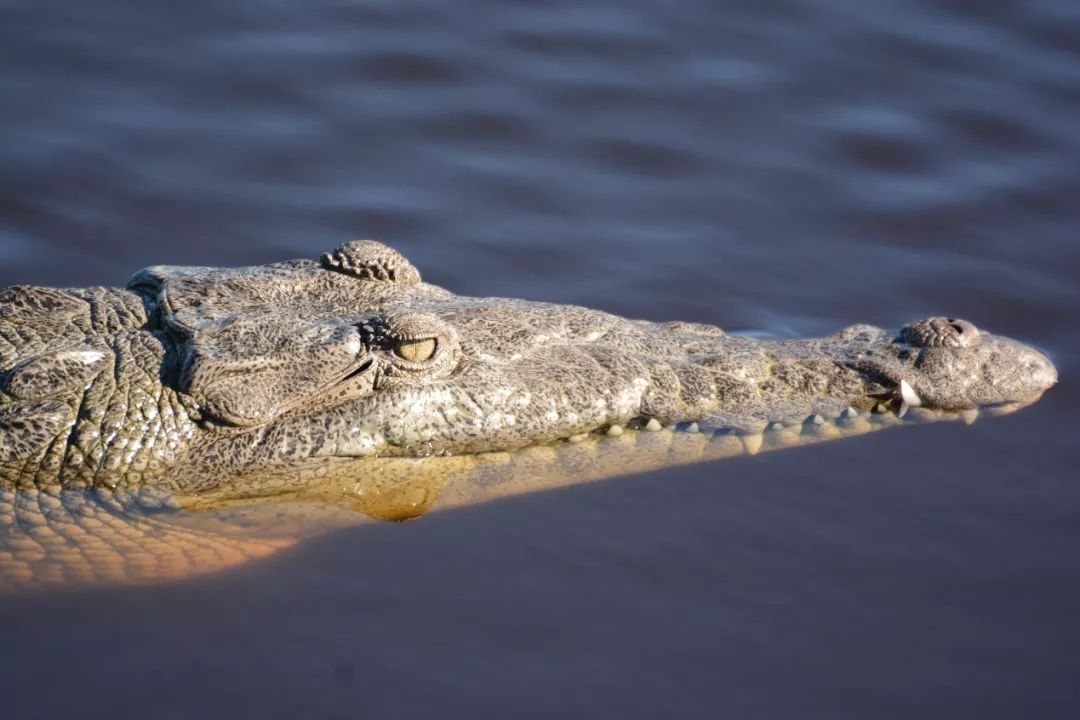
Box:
xmin=0 ymin=287 xmax=200 ymax=491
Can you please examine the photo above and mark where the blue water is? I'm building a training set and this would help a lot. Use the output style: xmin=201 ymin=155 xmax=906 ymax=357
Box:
xmin=1 ymin=1 xmax=1079 ymax=717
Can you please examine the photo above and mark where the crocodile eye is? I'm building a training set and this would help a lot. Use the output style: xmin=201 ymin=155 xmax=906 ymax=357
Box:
xmin=393 ymin=337 xmax=437 ymax=363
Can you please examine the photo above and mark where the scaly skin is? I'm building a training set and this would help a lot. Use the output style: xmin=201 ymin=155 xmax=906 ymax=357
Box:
xmin=0 ymin=240 xmax=1057 ymax=492
xmin=0 ymin=240 xmax=1058 ymax=592
xmin=0 ymin=400 xmax=1038 ymax=593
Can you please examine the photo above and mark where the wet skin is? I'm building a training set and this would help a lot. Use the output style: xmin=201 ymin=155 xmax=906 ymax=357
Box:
xmin=0 ymin=239 xmax=1057 ymax=492
xmin=0 ymin=240 xmax=1058 ymax=591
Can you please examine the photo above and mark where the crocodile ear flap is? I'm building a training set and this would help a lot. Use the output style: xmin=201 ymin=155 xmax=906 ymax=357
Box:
xmin=179 ymin=318 xmax=366 ymax=427
xmin=180 ymin=351 xmax=302 ymax=427
xmin=320 ymin=240 xmax=421 ymax=285
xmin=124 ymin=244 xmax=415 ymax=426
xmin=125 ymin=261 xmax=372 ymax=426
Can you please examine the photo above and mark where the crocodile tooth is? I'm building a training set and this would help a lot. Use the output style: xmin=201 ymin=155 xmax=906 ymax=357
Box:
xmin=960 ymin=408 xmax=978 ymax=425
xmin=741 ymin=434 xmax=763 ymax=455
xmin=806 ymin=414 xmax=825 ymax=426
xmin=567 ymin=433 xmax=589 ymax=443
xmin=606 ymin=425 xmax=624 ymax=437
xmin=841 ymin=406 xmax=858 ymax=419
xmin=766 ymin=421 xmax=785 ymax=431
xmin=686 ymin=422 xmax=700 ymax=434
xmin=873 ymin=402 xmax=889 ymax=414
xmin=644 ymin=418 xmax=662 ymax=432
xmin=900 ymin=379 xmax=922 ymax=407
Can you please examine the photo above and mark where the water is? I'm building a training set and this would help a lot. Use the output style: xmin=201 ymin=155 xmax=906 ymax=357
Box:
xmin=1 ymin=0 xmax=1078 ymax=717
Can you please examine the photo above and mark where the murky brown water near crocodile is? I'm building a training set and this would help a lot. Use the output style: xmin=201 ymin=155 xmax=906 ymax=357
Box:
xmin=1 ymin=0 xmax=1079 ymax=718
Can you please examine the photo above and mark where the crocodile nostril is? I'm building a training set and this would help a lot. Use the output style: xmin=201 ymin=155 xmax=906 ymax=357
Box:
xmin=899 ymin=317 xmax=980 ymax=348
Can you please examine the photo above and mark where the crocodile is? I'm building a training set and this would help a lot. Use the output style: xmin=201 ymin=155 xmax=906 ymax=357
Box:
xmin=0 ymin=240 xmax=1058 ymax=592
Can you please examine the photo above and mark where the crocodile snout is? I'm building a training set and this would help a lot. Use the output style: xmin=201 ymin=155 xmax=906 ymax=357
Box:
xmin=1026 ymin=348 xmax=1058 ymax=393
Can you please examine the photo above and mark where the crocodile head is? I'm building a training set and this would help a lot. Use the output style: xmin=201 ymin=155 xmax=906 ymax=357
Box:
xmin=125 ymin=240 xmax=1056 ymax=477
xmin=0 ymin=241 xmax=1059 ymax=591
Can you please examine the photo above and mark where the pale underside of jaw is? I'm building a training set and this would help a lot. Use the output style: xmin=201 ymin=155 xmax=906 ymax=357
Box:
xmin=198 ymin=391 xmax=1042 ymax=514
xmin=0 ymin=390 xmax=1043 ymax=595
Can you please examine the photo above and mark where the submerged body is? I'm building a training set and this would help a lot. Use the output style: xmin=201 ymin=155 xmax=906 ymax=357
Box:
xmin=0 ymin=398 xmax=1042 ymax=592
xmin=0 ymin=240 xmax=1058 ymax=591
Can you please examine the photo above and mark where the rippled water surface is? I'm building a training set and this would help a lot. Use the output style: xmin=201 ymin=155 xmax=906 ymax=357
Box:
xmin=2 ymin=1 xmax=1079 ymax=717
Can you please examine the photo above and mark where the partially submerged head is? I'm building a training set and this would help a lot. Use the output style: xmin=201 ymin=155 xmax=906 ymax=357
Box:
xmin=132 ymin=240 xmax=708 ymax=466
xmin=130 ymin=241 xmax=1057 ymax=474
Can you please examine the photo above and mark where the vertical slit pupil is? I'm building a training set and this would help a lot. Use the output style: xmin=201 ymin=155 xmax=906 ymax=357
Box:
xmin=396 ymin=338 xmax=438 ymax=362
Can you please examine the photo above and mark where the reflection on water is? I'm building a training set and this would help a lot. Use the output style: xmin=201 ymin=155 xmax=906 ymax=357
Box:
xmin=0 ymin=403 xmax=1028 ymax=594
xmin=1 ymin=0 xmax=1079 ymax=717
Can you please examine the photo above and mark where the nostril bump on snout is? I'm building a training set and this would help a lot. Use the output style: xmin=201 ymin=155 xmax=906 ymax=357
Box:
xmin=901 ymin=317 xmax=980 ymax=348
